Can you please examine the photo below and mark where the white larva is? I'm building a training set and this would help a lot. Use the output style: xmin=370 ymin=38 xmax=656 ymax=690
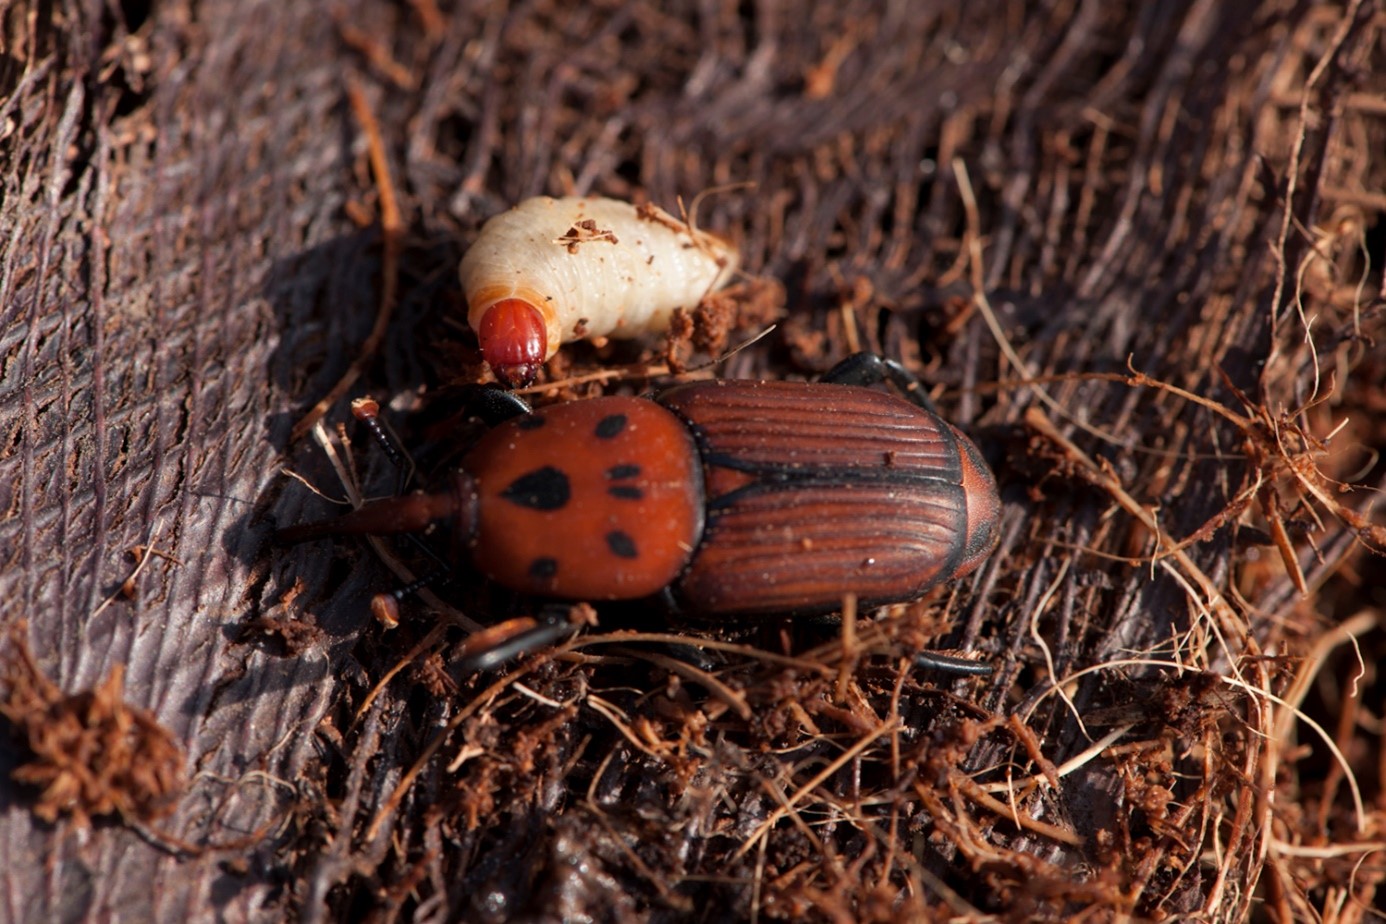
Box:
xmin=459 ymin=195 xmax=739 ymax=386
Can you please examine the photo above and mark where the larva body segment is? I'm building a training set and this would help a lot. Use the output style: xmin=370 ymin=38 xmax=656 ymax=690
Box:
xmin=460 ymin=196 xmax=739 ymax=386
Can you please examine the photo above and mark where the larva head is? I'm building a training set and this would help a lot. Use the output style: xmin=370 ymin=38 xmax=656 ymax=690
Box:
xmin=478 ymin=299 xmax=547 ymax=388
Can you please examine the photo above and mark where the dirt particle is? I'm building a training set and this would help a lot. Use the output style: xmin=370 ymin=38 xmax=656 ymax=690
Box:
xmin=1 ymin=625 xmax=184 ymax=828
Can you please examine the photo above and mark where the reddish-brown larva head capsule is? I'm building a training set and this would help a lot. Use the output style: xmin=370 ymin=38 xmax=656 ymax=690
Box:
xmin=478 ymin=298 xmax=548 ymax=388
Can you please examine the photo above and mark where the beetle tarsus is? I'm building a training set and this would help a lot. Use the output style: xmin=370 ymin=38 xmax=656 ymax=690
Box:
xmin=464 ymin=385 xmax=533 ymax=426
xmin=457 ymin=607 xmax=578 ymax=673
xmin=912 ymin=650 xmax=994 ymax=677
xmin=822 ymin=352 xmax=939 ymax=414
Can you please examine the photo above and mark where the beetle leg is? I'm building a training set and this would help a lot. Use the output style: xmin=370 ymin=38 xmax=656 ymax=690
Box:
xmin=912 ymin=650 xmax=994 ymax=677
xmin=456 ymin=606 xmax=578 ymax=673
xmin=821 ymin=352 xmax=940 ymax=415
xmin=785 ymin=605 xmax=993 ymax=677
xmin=654 ymin=640 xmax=727 ymax=672
xmin=465 ymin=385 xmax=533 ymax=426
xmin=654 ymin=586 xmax=686 ymax=617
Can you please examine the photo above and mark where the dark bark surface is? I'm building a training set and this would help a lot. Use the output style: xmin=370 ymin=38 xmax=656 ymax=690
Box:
xmin=2 ymin=1 xmax=1383 ymax=921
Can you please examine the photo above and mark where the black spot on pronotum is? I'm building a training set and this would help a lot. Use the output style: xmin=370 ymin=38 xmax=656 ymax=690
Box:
xmin=501 ymin=466 xmax=571 ymax=510
xmin=606 ymin=531 xmax=637 ymax=559
xmin=528 ymin=557 xmax=558 ymax=580
xmin=606 ymin=463 xmax=643 ymax=499
xmin=594 ymin=414 xmax=628 ymax=439
xmin=515 ymin=414 xmax=547 ymax=431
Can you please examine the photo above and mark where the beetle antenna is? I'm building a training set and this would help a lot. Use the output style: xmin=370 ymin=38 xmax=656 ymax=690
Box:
xmin=351 ymin=396 xmax=416 ymax=492
xmin=368 ymin=571 xmax=454 ymax=627
xmin=682 ymin=181 xmax=756 ymax=237
xmin=679 ymin=323 xmax=777 ymax=375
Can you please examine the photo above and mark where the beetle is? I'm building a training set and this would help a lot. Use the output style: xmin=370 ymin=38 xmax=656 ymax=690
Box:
xmin=459 ymin=196 xmax=739 ymax=387
xmin=281 ymin=354 xmax=1000 ymax=653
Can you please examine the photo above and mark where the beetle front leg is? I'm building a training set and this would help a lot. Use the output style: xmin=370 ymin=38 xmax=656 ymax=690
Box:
xmin=463 ymin=385 xmax=533 ymax=426
xmin=820 ymin=352 xmax=939 ymax=414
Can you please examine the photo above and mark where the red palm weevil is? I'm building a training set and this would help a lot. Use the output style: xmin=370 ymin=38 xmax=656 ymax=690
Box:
xmin=281 ymin=353 xmax=1001 ymax=627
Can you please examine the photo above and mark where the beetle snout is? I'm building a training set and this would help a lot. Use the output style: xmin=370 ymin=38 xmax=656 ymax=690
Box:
xmin=952 ymin=427 xmax=1002 ymax=577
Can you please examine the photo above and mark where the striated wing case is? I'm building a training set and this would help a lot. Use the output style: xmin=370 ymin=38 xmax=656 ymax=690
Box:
xmin=658 ymin=380 xmax=987 ymax=615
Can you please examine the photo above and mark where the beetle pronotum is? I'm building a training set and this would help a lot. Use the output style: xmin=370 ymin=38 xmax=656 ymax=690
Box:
xmin=459 ymin=196 xmax=739 ymax=387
